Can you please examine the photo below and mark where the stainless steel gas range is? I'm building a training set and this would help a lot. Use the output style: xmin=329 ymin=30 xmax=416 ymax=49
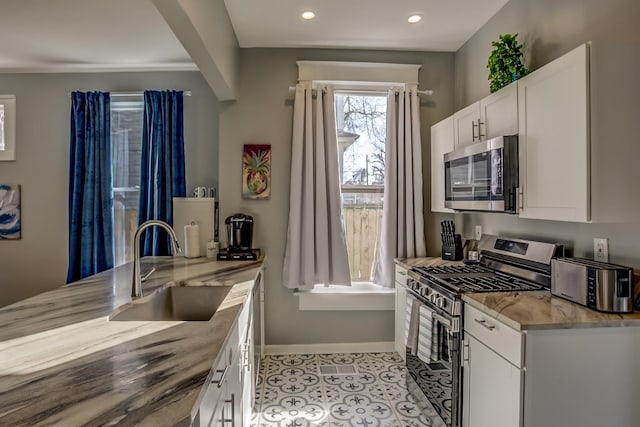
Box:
xmin=405 ymin=235 xmax=563 ymax=427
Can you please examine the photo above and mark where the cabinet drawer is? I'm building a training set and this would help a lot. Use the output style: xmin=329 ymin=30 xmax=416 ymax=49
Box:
xmin=464 ymin=304 xmax=523 ymax=367
xmin=395 ymin=266 xmax=408 ymax=286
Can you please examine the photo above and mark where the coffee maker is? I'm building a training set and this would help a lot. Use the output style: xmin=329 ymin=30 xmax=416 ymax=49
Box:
xmin=225 ymin=213 xmax=253 ymax=253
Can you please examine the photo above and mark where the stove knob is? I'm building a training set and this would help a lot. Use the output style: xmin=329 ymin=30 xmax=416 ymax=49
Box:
xmin=430 ymin=294 xmax=437 ymax=303
xmin=436 ymin=296 xmax=445 ymax=309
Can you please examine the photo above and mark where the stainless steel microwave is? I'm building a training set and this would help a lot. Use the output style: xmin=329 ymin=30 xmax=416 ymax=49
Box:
xmin=444 ymin=135 xmax=519 ymax=213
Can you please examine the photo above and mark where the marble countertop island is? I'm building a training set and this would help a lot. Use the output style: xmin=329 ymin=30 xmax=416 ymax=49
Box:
xmin=0 ymin=256 xmax=263 ymax=427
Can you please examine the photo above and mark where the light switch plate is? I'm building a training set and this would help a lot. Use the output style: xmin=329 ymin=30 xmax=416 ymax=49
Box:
xmin=594 ymin=238 xmax=609 ymax=262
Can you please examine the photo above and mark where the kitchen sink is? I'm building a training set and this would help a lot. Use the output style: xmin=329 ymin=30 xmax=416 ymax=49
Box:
xmin=109 ymin=285 xmax=233 ymax=321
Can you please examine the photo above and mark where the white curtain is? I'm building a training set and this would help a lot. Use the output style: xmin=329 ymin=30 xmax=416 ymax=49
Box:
xmin=374 ymin=86 xmax=427 ymax=287
xmin=282 ymin=83 xmax=351 ymax=290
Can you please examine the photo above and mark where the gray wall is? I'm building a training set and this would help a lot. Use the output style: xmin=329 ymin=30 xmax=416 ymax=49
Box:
xmin=219 ymin=48 xmax=454 ymax=345
xmin=449 ymin=0 xmax=640 ymax=268
xmin=0 ymin=71 xmax=218 ymax=307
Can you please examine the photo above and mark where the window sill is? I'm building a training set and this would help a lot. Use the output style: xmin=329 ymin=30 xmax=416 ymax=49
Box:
xmin=294 ymin=283 xmax=394 ymax=311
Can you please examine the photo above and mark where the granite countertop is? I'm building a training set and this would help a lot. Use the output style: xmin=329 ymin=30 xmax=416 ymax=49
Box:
xmin=463 ymin=291 xmax=640 ymax=331
xmin=0 ymin=256 xmax=264 ymax=427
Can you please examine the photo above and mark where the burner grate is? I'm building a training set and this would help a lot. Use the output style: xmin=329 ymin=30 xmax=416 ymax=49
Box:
xmin=410 ymin=264 xmax=546 ymax=293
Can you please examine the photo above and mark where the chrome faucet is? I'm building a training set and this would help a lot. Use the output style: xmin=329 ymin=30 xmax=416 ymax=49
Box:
xmin=132 ymin=220 xmax=182 ymax=298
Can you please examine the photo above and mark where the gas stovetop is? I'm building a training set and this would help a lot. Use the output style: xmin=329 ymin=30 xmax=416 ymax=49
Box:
xmin=410 ymin=264 xmax=546 ymax=294
xmin=405 ymin=235 xmax=563 ymax=316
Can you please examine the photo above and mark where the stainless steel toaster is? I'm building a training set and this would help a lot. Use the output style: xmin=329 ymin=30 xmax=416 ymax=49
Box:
xmin=551 ymin=258 xmax=635 ymax=313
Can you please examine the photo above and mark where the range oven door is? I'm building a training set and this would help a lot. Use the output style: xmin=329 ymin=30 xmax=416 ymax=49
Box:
xmin=405 ymin=287 xmax=461 ymax=427
xmin=444 ymin=135 xmax=518 ymax=213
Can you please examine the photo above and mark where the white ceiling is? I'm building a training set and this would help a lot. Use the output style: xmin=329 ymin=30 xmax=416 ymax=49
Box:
xmin=0 ymin=0 xmax=510 ymax=72
xmin=0 ymin=0 xmax=195 ymax=72
xmin=225 ymin=0 xmax=510 ymax=51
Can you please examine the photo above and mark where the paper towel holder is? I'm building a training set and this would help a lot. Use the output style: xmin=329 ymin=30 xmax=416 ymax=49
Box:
xmin=184 ymin=221 xmax=201 ymax=258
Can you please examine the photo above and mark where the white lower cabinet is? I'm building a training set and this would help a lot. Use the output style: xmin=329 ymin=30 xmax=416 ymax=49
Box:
xmin=462 ymin=303 xmax=640 ymax=427
xmin=462 ymin=309 xmax=522 ymax=427
xmin=240 ymin=305 xmax=255 ymax=427
xmin=199 ymin=321 xmax=239 ymax=427
xmin=394 ymin=265 xmax=408 ymax=359
xmin=199 ymin=323 xmax=245 ymax=427
xmin=196 ymin=280 xmax=258 ymax=427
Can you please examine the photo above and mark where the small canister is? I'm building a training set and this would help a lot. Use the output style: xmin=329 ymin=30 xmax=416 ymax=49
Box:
xmin=206 ymin=240 xmax=220 ymax=258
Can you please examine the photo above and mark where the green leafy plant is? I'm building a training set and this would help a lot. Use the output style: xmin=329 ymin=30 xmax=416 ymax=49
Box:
xmin=487 ymin=33 xmax=529 ymax=93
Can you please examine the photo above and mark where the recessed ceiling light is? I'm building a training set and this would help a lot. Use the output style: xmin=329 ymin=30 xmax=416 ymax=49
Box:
xmin=408 ymin=15 xmax=422 ymax=24
xmin=302 ymin=11 xmax=315 ymax=20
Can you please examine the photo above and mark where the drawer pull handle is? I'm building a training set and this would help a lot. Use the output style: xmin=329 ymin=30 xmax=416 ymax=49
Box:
xmin=212 ymin=366 xmax=228 ymax=388
xmin=223 ymin=393 xmax=235 ymax=425
xmin=398 ymin=270 xmax=407 ymax=276
xmin=474 ymin=318 xmax=496 ymax=331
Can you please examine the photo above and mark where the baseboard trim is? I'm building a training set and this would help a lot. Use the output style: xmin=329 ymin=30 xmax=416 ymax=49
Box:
xmin=264 ymin=341 xmax=395 ymax=355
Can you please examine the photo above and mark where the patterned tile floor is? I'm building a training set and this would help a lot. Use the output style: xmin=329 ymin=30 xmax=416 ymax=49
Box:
xmin=250 ymin=352 xmax=446 ymax=427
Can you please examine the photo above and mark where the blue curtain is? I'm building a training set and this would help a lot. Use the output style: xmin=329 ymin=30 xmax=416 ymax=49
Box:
xmin=139 ymin=90 xmax=186 ymax=256
xmin=67 ymin=92 xmax=114 ymax=283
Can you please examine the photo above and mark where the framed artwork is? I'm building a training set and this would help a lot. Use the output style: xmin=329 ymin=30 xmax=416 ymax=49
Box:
xmin=0 ymin=95 xmax=16 ymax=161
xmin=0 ymin=184 xmax=21 ymax=239
xmin=242 ymin=144 xmax=271 ymax=199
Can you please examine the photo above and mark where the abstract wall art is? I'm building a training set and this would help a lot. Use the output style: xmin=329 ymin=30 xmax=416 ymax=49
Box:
xmin=0 ymin=184 xmax=20 ymax=239
xmin=242 ymin=144 xmax=271 ymax=200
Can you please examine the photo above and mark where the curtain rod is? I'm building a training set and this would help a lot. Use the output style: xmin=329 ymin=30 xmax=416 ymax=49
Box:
xmin=68 ymin=91 xmax=192 ymax=97
xmin=288 ymin=86 xmax=433 ymax=96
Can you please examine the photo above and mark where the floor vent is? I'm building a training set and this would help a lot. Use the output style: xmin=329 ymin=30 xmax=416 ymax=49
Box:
xmin=318 ymin=365 xmax=359 ymax=375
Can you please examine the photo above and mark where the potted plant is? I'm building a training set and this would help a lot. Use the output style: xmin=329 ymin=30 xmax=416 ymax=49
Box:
xmin=487 ymin=33 xmax=529 ymax=93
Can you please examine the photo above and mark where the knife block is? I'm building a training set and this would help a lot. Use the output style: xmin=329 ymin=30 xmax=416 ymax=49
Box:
xmin=442 ymin=234 xmax=463 ymax=261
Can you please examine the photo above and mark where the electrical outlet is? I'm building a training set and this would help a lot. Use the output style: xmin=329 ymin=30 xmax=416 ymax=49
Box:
xmin=594 ymin=238 xmax=609 ymax=262
xmin=475 ymin=225 xmax=482 ymax=241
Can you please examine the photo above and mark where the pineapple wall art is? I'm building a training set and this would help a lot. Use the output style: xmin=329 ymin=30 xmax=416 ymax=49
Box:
xmin=242 ymin=144 xmax=271 ymax=199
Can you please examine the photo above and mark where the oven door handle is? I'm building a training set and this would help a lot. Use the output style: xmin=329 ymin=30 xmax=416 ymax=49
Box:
xmin=432 ymin=312 xmax=452 ymax=329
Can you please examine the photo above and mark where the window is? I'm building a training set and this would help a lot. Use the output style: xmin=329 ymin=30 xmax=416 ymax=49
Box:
xmin=111 ymin=99 xmax=143 ymax=266
xmin=293 ymin=60 xmax=420 ymax=299
xmin=0 ymin=104 xmax=5 ymax=151
xmin=336 ymin=92 xmax=387 ymax=283
xmin=0 ymin=95 xmax=16 ymax=161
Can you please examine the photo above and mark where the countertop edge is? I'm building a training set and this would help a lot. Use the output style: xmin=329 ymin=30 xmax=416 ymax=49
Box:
xmin=462 ymin=291 xmax=640 ymax=331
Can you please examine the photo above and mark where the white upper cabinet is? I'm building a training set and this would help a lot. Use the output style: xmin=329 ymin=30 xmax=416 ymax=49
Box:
xmin=517 ymin=41 xmax=640 ymax=223
xmin=454 ymin=102 xmax=481 ymax=148
xmin=517 ymin=44 xmax=590 ymax=222
xmin=430 ymin=116 xmax=455 ymax=213
xmin=481 ymin=81 xmax=519 ymax=139
xmin=454 ymin=81 xmax=518 ymax=148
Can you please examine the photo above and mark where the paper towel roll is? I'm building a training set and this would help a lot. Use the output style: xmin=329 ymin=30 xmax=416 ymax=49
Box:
xmin=184 ymin=223 xmax=201 ymax=258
